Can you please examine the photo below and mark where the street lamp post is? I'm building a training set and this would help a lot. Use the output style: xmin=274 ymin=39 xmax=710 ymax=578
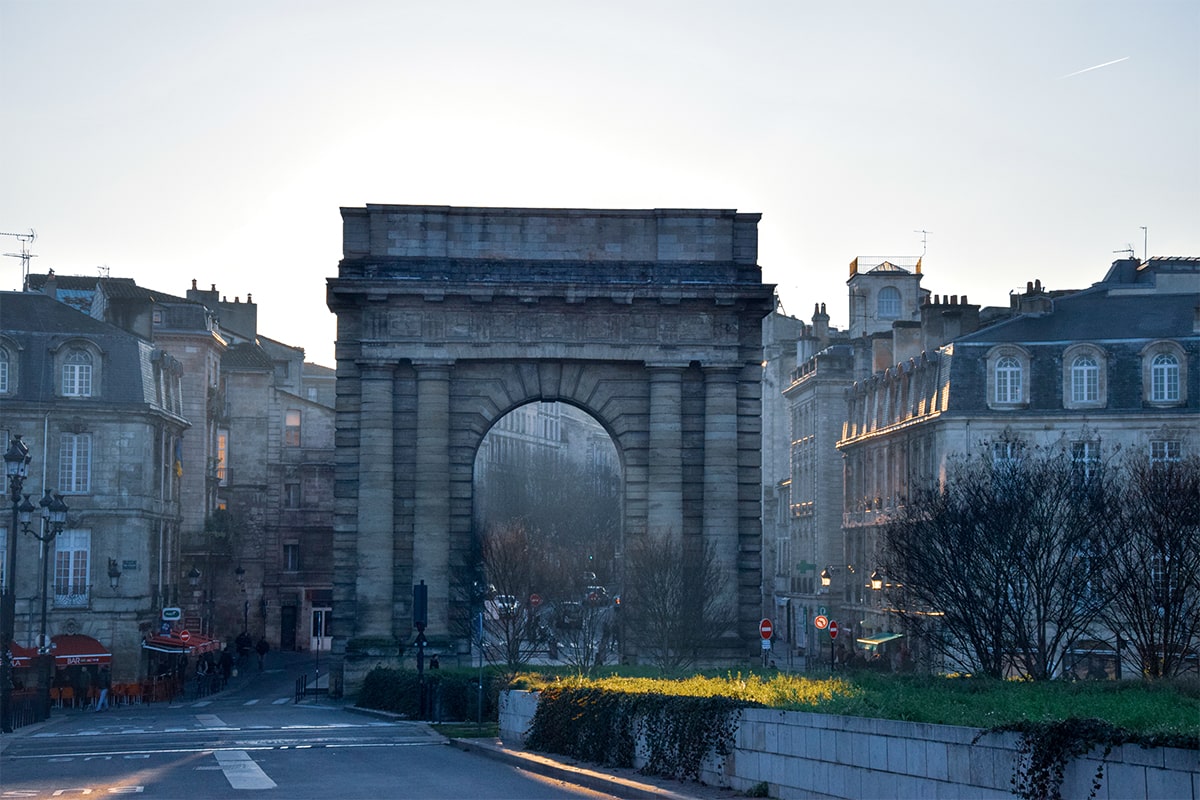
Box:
xmin=235 ymin=564 xmax=248 ymax=633
xmin=3 ymin=435 xmax=32 ymax=733
xmin=31 ymin=491 xmax=69 ymax=720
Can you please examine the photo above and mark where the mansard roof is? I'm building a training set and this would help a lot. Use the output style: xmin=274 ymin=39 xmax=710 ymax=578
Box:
xmin=222 ymin=341 xmax=274 ymax=370
xmin=0 ymin=291 xmax=156 ymax=406
xmin=955 ymin=288 xmax=1196 ymax=344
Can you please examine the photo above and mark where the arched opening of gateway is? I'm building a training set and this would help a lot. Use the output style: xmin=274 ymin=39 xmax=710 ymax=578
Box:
xmin=471 ymin=401 xmax=622 ymax=670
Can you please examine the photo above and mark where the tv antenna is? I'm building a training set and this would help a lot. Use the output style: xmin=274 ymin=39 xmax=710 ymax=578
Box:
xmin=913 ymin=229 xmax=932 ymax=257
xmin=1113 ymin=244 xmax=1135 ymax=259
xmin=2 ymin=229 xmax=37 ymax=286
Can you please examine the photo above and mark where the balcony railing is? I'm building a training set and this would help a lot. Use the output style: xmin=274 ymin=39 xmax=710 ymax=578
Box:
xmin=54 ymin=583 xmax=90 ymax=608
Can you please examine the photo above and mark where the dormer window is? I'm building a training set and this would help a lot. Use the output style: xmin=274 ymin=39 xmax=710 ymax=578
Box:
xmin=62 ymin=349 xmax=93 ymax=397
xmin=1141 ymin=341 xmax=1187 ymax=407
xmin=995 ymin=356 xmax=1022 ymax=404
xmin=1151 ymin=353 xmax=1180 ymax=402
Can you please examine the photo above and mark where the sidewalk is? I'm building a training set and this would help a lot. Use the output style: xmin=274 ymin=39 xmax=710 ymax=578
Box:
xmin=448 ymin=736 xmax=741 ymax=800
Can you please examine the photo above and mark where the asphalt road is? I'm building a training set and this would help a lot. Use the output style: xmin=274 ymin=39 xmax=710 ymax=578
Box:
xmin=0 ymin=653 xmax=618 ymax=800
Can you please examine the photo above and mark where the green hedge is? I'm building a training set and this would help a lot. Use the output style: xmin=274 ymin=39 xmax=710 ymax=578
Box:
xmin=356 ymin=667 xmax=504 ymax=722
xmin=525 ymin=686 xmax=754 ymax=781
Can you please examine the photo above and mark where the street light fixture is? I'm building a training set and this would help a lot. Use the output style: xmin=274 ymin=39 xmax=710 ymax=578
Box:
xmin=187 ymin=566 xmax=201 ymax=588
xmin=869 ymin=570 xmax=883 ymax=592
xmin=33 ymin=490 xmax=69 ymax=719
xmin=820 ymin=567 xmax=832 ymax=589
xmin=3 ymin=435 xmax=32 ymax=733
xmin=107 ymin=559 xmax=122 ymax=590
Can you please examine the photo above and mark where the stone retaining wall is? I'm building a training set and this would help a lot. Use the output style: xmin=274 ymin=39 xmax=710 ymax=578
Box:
xmin=500 ymin=690 xmax=1199 ymax=799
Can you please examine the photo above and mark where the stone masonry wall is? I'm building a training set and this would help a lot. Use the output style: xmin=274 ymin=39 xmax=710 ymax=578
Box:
xmin=500 ymin=691 xmax=1199 ymax=800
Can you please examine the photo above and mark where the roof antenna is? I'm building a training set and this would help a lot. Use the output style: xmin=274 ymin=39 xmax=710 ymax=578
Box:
xmin=1139 ymin=226 xmax=1147 ymax=263
xmin=913 ymin=229 xmax=932 ymax=258
xmin=2 ymin=229 xmax=37 ymax=287
xmin=1112 ymin=245 xmax=1135 ymax=259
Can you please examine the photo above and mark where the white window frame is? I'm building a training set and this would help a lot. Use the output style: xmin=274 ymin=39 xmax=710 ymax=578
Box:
xmin=1071 ymin=440 xmax=1100 ymax=480
xmin=1071 ymin=356 xmax=1099 ymax=404
xmin=1151 ymin=353 xmax=1180 ymax=403
xmin=995 ymin=356 xmax=1022 ymax=404
xmin=877 ymin=287 xmax=901 ymax=319
xmin=62 ymin=349 xmax=93 ymax=397
xmin=59 ymin=432 xmax=92 ymax=494
xmin=0 ymin=346 xmax=9 ymax=394
xmin=54 ymin=529 xmax=90 ymax=607
xmin=1150 ymin=440 xmax=1181 ymax=463
xmin=1142 ymin=342 xmax=1188 ymax=406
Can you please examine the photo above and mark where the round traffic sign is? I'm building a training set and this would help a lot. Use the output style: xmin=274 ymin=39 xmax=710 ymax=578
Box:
xmin=180 ymin=629 xmax=191 ymax=642
xmin=529 ymin=593 xmax=542 ymax=609
xmin=828 ymin=620 xmax=840 ymax=639
xmin=759 ymin=618 xmax=773 ymax=639
xmin=813 ymin=614 xmax=829 ymax=630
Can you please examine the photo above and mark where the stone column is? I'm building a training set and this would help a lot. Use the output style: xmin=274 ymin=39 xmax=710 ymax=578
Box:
xmin=647 ymin=365 xmax=685 ymax=535
xmin=704 ymin=367 xmax=740 ymax=578
xmin=414 ymin=362 xmax=452 ymax=635
xmin=355 ymin=362 xmax=395 ymax=637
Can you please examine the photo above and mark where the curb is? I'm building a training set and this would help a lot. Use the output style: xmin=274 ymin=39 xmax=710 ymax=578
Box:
xmin=448 ymin=737 xmax=707 ymax=800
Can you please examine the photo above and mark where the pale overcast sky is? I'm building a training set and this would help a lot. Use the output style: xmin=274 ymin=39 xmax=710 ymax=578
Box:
xmin=3 ymin=1 xmax=1197 ymax=367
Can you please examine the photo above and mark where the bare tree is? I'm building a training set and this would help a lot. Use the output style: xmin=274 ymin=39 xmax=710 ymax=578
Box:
xmin=1103 ymin=454 xmax=1200 ymax=679
xmin=883 ymin=439 xmax=1115 ymax=679
xmin=476 ymin=521 xmax=548 ymax=674
xmin=623 ymin=530 xmax=736 ymax=673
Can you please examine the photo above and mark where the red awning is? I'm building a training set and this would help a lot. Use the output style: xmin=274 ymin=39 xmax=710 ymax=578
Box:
xmin=8 ymin=642 xmax=37 ymax=667
xmin=51 ymin=634 xmax=112 ymax=667
xmin=142 ymin=632 xmax=222 ymax=656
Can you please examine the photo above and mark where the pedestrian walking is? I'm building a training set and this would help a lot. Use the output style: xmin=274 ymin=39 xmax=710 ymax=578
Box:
xmin=95 ymin=666 xmax=111 ymax=711
xmin=255 ymin=636 xmax=269 ymax=671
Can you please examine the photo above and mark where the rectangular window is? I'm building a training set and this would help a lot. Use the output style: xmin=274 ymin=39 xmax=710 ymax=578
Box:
xmin=0 ymin=357 xmax=8 ymax=393
xmin=307 ymin=387 xmax=318 ymax=402
xmin=284 ymin=543 xmax=300 ymax=572
xmin=284 ymin=409 xmax=301 ymax=447
xmin=0 ymin=529 xmax=6 ymax=591
xmin=59 ymin=433 xmax=92 ymax=494
xmin=216 ymin=430 xmax=228 ymax=485
xmin=1072 ymin=440 xmax=1100 ymax=479
xmin=284 ymin=482 xmax=301 ymax=509
xmin=1150 ymin=440 xmax=1181 ymax=463
xmin=54 ymin=529 xmax=90 ymax=607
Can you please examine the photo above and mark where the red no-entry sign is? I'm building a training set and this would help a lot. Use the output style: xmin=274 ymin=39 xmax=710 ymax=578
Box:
xmin=180 ymin=629 xmax=191 ymax=642
xmin=828 ymin=621 xmax=840 ymax=640
xmin=759 ymin=618 xmax=773 ymax=639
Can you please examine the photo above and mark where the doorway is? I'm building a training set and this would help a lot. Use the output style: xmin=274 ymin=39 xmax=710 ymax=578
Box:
xmin=311 ymin=607 xmax=332 ymax=652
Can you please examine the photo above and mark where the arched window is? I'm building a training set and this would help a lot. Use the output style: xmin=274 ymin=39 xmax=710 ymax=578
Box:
xmin=877 ymin=287 xmax=901 ymax=319
xmin=62 ymin=349 xmax=93 ymax=397
xmin=1071 ymin=355 xmax=1099 ymax=404
xmin=0 ymin=346 xmax=8 ymax=394
xmin=1151 ymin=353 xmax=1180 ymax=402
xmin=995 ymin=356 xmax=1022 ymax=404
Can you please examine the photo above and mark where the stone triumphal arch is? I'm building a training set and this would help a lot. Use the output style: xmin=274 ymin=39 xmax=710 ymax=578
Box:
xmin=326 ymin=205 xmax=775 ymax=674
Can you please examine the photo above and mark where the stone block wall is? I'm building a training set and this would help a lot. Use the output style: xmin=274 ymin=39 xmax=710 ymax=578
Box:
xmin=500 ymin=691 xmax=1199 ymax=800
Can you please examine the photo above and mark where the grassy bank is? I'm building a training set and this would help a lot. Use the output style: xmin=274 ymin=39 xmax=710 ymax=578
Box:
xmin=513 ymin=669 xmax=1199 ymax=744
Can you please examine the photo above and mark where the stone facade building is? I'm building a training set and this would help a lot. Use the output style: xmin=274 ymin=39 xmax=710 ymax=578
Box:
xmin=12 ymin=273 xmax=336 ymax=679
xmin=836 ymin=256 xmax=1199 ymax=661
xmin=1 ymin=290 xmax=189 ymax=682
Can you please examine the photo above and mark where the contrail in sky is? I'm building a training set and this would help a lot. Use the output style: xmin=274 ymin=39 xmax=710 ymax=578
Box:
xmin=1059 ymin=56 xmax=1130 ymax=79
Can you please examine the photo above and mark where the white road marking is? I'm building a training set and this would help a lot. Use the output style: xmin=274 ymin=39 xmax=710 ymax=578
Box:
xmin=272 ymin=697 xmax=291 ymax=705
xmin=243 ymin=699 xmax=260 ymax=705
xmin=214 ymin=749 xmax=278 ymax=789
xmin=196 ymin=714 xmax=227 ymax=728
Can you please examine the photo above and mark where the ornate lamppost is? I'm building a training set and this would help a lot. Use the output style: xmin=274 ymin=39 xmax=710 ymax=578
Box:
xmin=31 ymin=490 xmax=69 ymax=720
xmin=3 ymin=435 xmax=32 ymax=733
